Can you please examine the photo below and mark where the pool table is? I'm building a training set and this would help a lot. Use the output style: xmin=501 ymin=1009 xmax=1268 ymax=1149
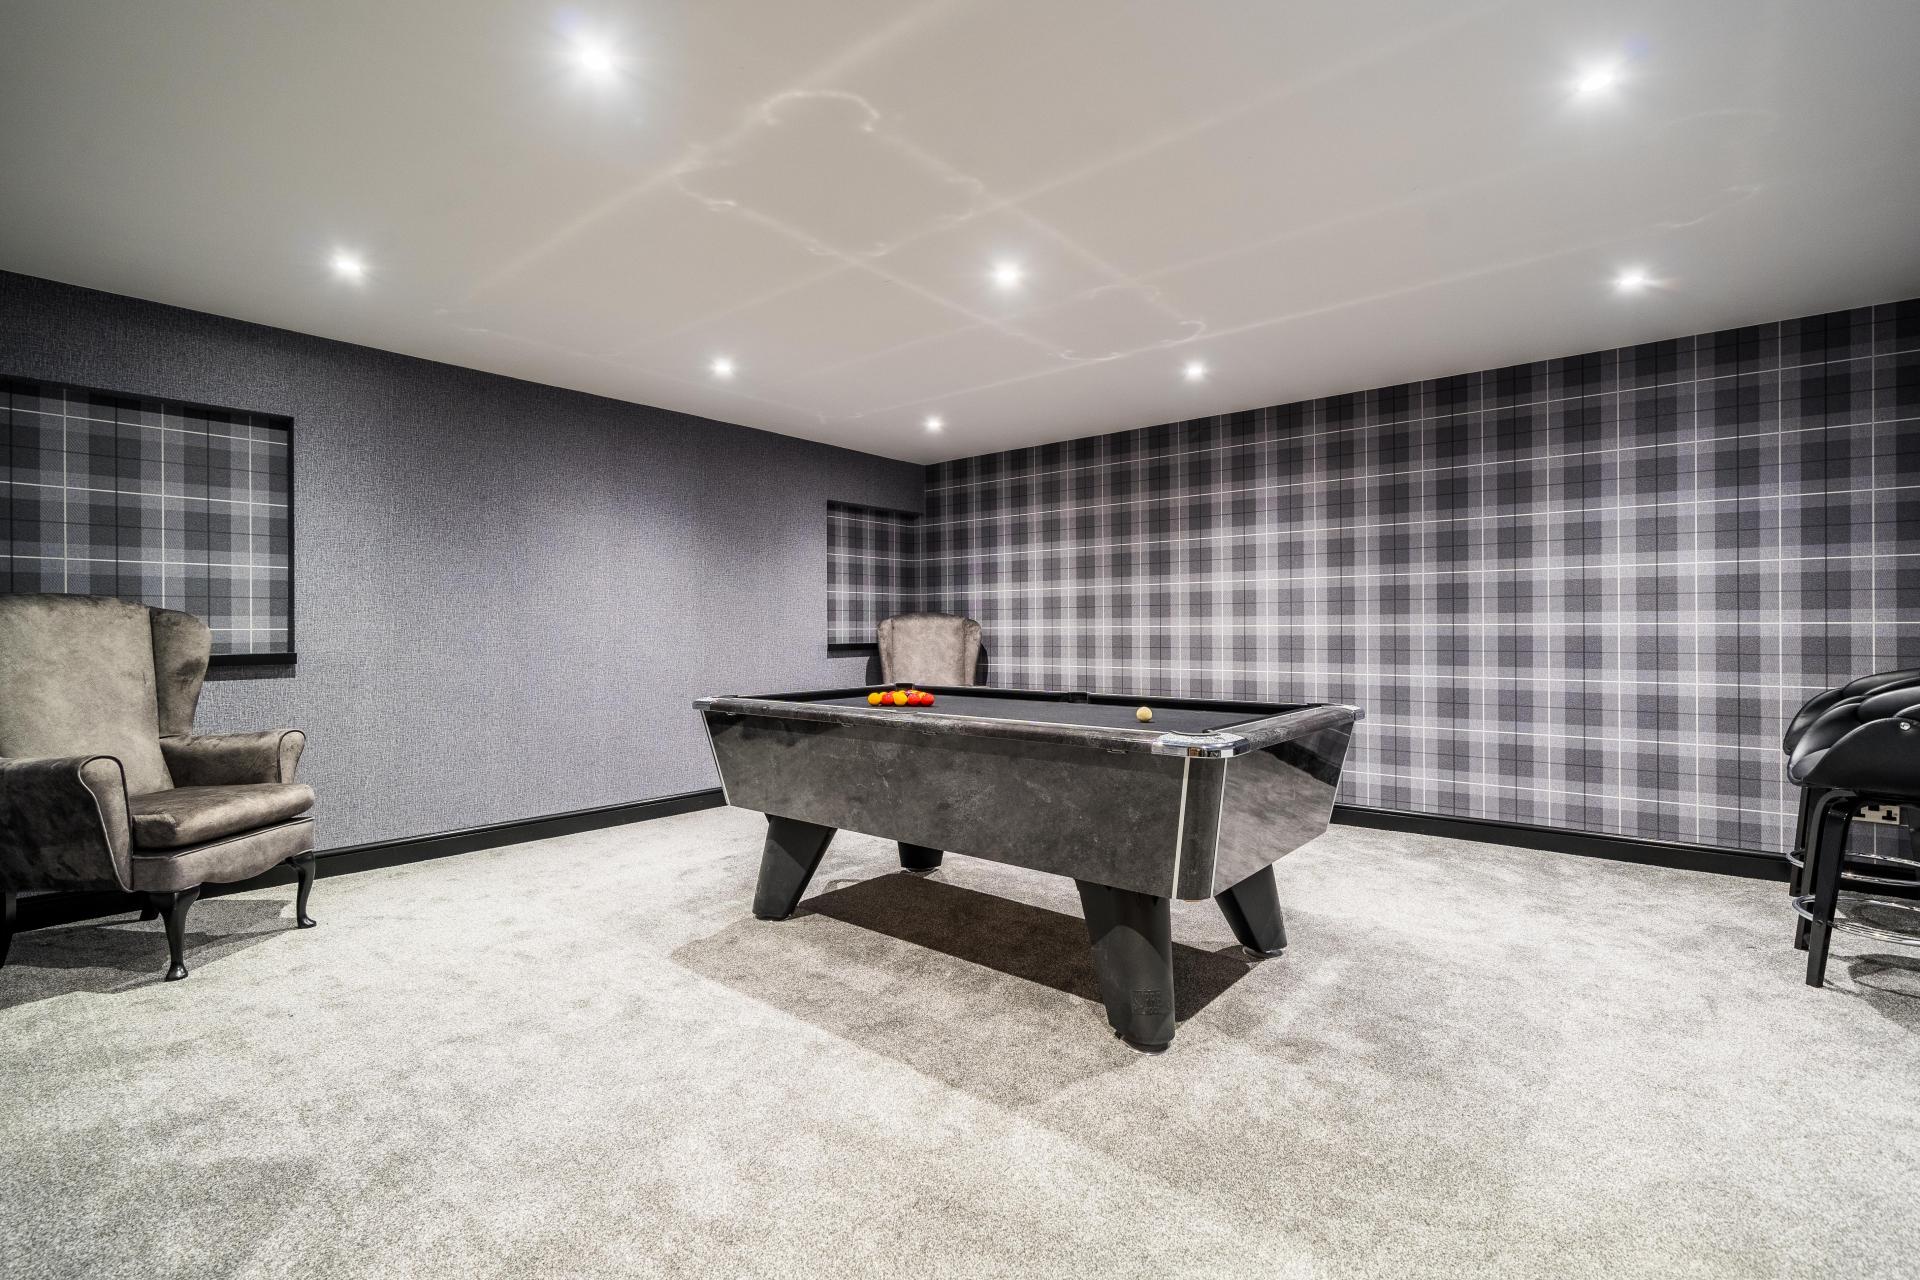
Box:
xmin=694 ymin=685 xmax=1362 ymax=1052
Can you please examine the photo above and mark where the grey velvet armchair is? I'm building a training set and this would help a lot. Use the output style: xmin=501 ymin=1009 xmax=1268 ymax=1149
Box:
xmin=0 ymin=594 xmax=317 ymax=981
xmin=877 ymin=613 xmax=983 ymax=687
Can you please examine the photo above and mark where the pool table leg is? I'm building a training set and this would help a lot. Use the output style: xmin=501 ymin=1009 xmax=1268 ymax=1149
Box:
xmin=898 ymin=842 xmax=944 ymax=873
xmin=1074 ymin=881 xmax=1176 ymax=1053
xmin=753 ymin=816 xmax=837 ymax=921
xmin=1214 ymin=864 xmax=1287 ymax=958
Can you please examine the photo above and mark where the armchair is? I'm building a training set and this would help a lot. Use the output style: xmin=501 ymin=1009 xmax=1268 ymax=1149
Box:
xmin=0 ymin=594 xmax=317 ymax=980
xmin=877 ymin=613 xmax=983 ymax=687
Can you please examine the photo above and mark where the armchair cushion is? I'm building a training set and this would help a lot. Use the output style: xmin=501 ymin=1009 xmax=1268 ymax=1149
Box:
xmin=161 ymin=730 xmax=306 ymax=786
xmin=130 ymin=816 xmax=315 ymax=893
xmin=0 ymin=754 xmax=133 ymax=891
xmin=127 ymin=782 xmax=315 ymax=850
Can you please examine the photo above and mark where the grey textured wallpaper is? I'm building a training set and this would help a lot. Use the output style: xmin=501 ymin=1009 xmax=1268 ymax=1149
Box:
xmin=0 ymin=271 xmax=921 ymax=849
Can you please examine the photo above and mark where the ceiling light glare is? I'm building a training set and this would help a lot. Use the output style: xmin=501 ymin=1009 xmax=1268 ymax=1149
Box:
xmin=329 ymin=251 xmax=367 ymax=282
xmin=709 ymin=356 xmax=735 ymax=378
xmin=1183 ymin=360 xmax=1208 ymax=382
xmin=1572 ymin=61 xmax=1624 ymax=98
xmin=1613 ymin=267 xmax=1653 ymax=294
xmin=990 ymin=262 xmax=1024 ymax=290
xmin=924 ymin=415 xmax=944 ymax=432
xmin=567 ymin=33 xmax=623 ymax=84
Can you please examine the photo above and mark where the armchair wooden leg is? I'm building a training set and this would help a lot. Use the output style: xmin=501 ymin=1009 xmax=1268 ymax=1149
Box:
xmin=290 ymin=855 xmax=317 ymax=929
xmin=138 ymin=901 xmax=160 ymax=922
xmin=148 ymin=887 xmax=201 ymax=982
xmin=2 ymin=887 xmax=14 ymax=971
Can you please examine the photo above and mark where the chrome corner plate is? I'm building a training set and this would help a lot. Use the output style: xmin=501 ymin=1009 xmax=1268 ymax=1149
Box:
xmin=1151 ymin=731 xmax=1251 ymax=759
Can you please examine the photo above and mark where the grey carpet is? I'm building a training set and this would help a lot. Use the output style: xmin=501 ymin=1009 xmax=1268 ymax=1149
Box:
xmin=2 ymin=807 xmax=1917 ymax=1279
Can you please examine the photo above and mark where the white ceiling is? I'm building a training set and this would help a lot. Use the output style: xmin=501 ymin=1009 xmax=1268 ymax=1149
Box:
xmin=3 ymin=1 xmax=1918 ymax=464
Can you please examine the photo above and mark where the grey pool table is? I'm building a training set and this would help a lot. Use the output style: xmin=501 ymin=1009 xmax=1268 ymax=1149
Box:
xmin=695 ymin=684 xmax=1362 ymax=1052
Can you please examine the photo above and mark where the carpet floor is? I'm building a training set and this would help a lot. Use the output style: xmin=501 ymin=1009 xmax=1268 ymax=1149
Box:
xmin=2 ymin=807 xmax=1918 ymax=1279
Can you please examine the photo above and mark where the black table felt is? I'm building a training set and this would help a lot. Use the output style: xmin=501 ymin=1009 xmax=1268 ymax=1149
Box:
xmin=809 ymin=693 xmax=1259 ymax=735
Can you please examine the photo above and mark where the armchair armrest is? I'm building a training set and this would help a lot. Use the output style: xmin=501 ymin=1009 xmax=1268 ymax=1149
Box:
xmin=0 ymin=755 xmax=133 ymax=892
xmin=160 ymin=730 xmax=307 ymax=786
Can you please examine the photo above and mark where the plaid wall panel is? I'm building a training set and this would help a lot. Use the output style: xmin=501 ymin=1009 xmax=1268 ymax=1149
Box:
xmin=1 ymin=377 xmax=293 ymax=656
xmin=827 ymin=500 xmax=921 ymax=645
xmin=922 ymin=300 xmax=1920 ymax=854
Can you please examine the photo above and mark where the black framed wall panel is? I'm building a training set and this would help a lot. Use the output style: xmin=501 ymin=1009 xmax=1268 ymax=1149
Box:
xmin=1 ymin=376 xmax=293 ymax=657
xmin=826 ymin=500 xmax=921 ymax=646
xmin=922 ymin=299 xmax=1920 ymax=856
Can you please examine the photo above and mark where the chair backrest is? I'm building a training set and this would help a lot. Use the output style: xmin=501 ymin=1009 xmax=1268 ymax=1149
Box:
xmin=0 ymin=594 xmax=212 ymax=795
xmin=878 ymin=613 xmax=982 ymax=686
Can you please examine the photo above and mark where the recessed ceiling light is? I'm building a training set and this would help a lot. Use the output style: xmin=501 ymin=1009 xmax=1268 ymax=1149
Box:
xmin=328 ymin=251 xmax=366 ymax=282
xmin=709 ymin=356 xmax=735 ymax=378
xmin=567 ymin=33 xmax=623 ymax=84
xmin=1572 ymin=61 xmax=1624 ymax=98
xmin=990 ymin=262 xmax=1024 ymax=290
xmin=924 ymin=415 xmax=944 ymax=432
xmin=1613 ymin=267 xmax=1654 ymax=293
xmin=1183 ymin=360 xmax=1208 ymax=382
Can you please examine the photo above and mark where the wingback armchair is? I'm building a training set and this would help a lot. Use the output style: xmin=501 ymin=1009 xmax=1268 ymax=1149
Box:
xmin=0 ymin=594 xmax=317 ymax=981
xmin=877 ymin=613 xmax=984 ymax=687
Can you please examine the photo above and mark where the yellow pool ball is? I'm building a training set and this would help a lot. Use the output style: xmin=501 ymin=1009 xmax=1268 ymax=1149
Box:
xmin=1136 ymin=706 xmax=1153 ymax=722
xmin=867 ymin=691 xmax=884 ymax=705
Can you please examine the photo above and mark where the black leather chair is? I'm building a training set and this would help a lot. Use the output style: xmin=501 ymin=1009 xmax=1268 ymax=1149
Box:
xmin=1788 ymin=691 xmax=1920 ymax=986
xmin=1782 ymin=668 xmax=1920 ymax=888
xmin=1782 ymin=668 xmax=1920 ymax=754
xmin=0 ymin=594 xmax=318 ymax=981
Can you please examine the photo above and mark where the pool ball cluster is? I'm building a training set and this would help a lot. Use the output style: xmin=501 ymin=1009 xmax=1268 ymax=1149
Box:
xmin=867 ymin=689 xmax=937 ymax=707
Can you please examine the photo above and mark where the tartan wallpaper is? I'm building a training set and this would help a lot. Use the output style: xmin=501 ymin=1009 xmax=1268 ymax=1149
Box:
xmin=919 ymin=300 xmax=1920 ymax=854
xmin=826 ymin=500 xmax=922 ymax=646
xmin=1 ymin=378 xmax=293 ymax=656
